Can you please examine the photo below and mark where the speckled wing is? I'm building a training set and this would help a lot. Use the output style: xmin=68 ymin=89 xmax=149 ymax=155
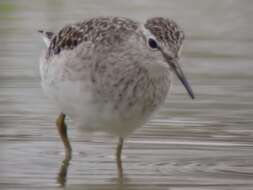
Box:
xmin=47 ymin=17 xmax=139 ymax=58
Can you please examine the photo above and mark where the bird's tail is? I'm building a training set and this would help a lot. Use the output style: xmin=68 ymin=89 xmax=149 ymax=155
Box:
xmin=38 ymin=30 xmax=54 ymax=48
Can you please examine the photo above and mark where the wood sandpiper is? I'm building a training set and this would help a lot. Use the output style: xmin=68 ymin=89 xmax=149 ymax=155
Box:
xmin=38 ymin=16 xmax=194 ymax=178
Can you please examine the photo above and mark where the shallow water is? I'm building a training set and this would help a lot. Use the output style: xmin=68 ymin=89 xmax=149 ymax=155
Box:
xmin=0 ymin=0 xmax=253 ymax=189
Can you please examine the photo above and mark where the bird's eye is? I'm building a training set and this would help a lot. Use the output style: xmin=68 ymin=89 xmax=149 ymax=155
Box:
xmin=148 ymin=38 xmax=158 ymax=49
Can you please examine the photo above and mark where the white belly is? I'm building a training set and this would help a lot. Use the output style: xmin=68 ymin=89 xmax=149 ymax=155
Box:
xmin=43 ymin=79 xmax=145 ymax=137
xmin=40 ymin=50 xmax=169 ymax=137
xmin=40 ymin=61 xmax=145 ymax=137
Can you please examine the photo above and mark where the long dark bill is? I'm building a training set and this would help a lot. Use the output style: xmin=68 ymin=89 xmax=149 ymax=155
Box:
xmin=160 ymin=50 xmax=195 ymax=99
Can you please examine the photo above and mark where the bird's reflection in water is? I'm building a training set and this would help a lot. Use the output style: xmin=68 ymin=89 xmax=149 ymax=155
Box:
xmin=57 ymin=156 xmax=71 ymax=186
xmin=63 ymin=184 xmax=161 ymax=190
xmin=56 ymin=153 xmax=125 ymax=188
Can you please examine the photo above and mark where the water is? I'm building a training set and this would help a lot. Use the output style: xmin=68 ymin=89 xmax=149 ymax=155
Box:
xmin=0 ymin=0 xmax=253 ymax=189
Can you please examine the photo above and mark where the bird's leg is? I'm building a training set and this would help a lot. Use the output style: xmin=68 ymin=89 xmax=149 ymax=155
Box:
xmin=56 ymin=113 xmax=72 ymax=186
xmin=56 ymin=113 xmax=72 ymax=160
xmin=116 ymin=137 xmax=124 ymax=180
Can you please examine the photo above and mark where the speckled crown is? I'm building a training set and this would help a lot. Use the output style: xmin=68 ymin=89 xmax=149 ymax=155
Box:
xmin=145 ymin=17 xmax=185 ymax=52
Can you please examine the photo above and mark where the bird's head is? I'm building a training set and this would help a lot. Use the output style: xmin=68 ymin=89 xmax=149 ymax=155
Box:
xmin=138 ymin=17 xmax=195 ymax=99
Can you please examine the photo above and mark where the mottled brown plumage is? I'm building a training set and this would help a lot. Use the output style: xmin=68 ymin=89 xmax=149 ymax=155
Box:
xmin=48 ymin=17 xmax=138 ymax=57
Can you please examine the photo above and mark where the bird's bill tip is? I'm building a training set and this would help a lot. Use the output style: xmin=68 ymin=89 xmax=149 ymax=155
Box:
xmin=170 ymin=60 xmax=195 ymax=100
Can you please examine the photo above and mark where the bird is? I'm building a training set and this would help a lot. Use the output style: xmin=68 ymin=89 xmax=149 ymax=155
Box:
xmin=38 ymin=16 xmax=194 ymax=171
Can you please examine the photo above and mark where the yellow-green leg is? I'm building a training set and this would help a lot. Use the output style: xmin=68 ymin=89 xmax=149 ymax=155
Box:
xmin=56 ymin=113 xmax=72 ymax=160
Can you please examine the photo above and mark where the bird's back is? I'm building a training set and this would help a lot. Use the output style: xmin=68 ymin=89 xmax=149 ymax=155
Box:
xmin=47 ymin=17 xmax=138 ymax=58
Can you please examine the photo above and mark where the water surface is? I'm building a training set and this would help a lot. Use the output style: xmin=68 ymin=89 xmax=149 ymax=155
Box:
xmin=0 ymin=0 xmax=253 ymax=189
